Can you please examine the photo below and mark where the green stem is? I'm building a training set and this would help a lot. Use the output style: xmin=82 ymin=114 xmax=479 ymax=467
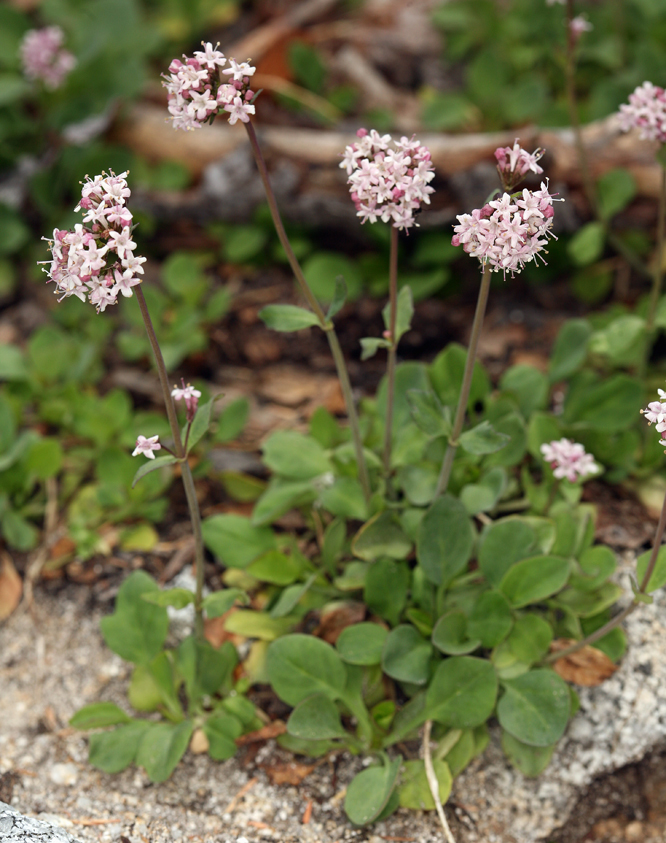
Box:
xmin=135 ymin=286 xmax=206 ymax=640
xmin=435 ymin=265 xmax=492 ymax=497
xmin=645 ymin=164 xmax=666 ymax=335
xmin=382 ymin=227 xmax=399 ymax=478
xmin=544 ymin=482 xmax=666 ymax=664
xmin=244 ymin=121 xmax=371 ymax=504
xmin=544 ymin=478 xmax=561 ymax=516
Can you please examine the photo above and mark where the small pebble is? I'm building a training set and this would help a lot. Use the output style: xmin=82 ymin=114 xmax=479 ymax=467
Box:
xmin=49 ymin=763 xmax=78 ymax=786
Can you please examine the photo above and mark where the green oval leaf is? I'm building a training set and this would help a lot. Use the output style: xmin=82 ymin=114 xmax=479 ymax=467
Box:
xmin=478 ymin=519 xmax=536 ymax=587
xmin=497 ymin=669 xmax=570 ymax=747
xmin=431 ymin=611 xmax=481 ymax=656
xmin=259 ymin=304 xmax=321 ymax=332
xmin=287 ymin=693 xmax=347 ymax=740
xmin=136 ymin=720 xmax=194 ymax=783
xmin=344 ymin=758 xmax=402 ymax=826
xmin=382 ymin=625 xmax=433 ymax=685
xmin=336 ymin=623 xmax=388 ymax=666
xmin=267 ymin=634 xmax=347 ymax=706
xmin=426 ymin=656 xmax=498 ymax=728
xmin=416 ymin=495 xmax=474 ymax=586
xmin=88 ymin=721 xmax=152 ymax=774
xmin=70 ymin=702 xmax=132 ymax=730
xmin=99 ymin=570 xmax=169 ymax=665
xmin=499 ymin=555 xmax=571 ymax=608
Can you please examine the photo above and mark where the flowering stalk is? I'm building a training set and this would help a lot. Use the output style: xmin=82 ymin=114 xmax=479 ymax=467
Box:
xmin=340 ymin=128 xmax=435 ymax=479
xmin=563 ymin=0 xmax=597 ymax=215
xmin=440 ymin=141 xmax=560 ymax=496
xmin=618 ymin=82 xmax=666 ymax=347
xmin=130 ymin=290 xmax=207 ymax=641
xmin=435 ymin=265 xmax=491 ymax=497
xmin=383 ymin=227 xmax=399 ymax=477
xmin=243 ymin=122 xmax=371 ymax=503
xmin=163 ymin=43 xmax=371 ymax=503
xmin=41 ymin=172 xmax=207 ymax=640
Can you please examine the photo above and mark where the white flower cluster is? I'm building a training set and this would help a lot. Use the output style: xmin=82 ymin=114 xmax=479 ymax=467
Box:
xmin=618 ymin=81 xmax=666 ymax=144
xmin=340 ymin=129 xmax=435 ymax=231
xmin=452 ymin=183 xmax=559 ymax=278
xmin=163 ymin=42 xmax=256 ymax=131
xmin=540 ymin=439 xmax=598 ymax=483
xmin=40 ymin=171 xmax=146 ymax=313
xmin=641 ymin=388 xmax=666 ymax=448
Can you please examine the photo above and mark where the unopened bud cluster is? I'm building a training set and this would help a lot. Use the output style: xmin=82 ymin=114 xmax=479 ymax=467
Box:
xmin=163 ymin=42 xmax=256 ymax=130
xmin=40 ymin=171 xmax=146 ymax=313
xmin=618 ymin=81 xmax=666 ymax=144
xmin=540 ymin=439 xmax=598 ymax=482
xmin=494 ymin=139 xmax=544 ymax=192
xmin=20 ymin=26 xmax=76 ymax=90
xmin=340 ymin=129 xmax=435 ymax=231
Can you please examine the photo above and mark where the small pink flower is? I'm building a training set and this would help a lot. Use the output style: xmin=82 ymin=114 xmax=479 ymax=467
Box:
xmin=494 ymin=140 xmax=543 ymax=191
xmin=540 ymin=439 xmax=599 ymax=482
xmin=570 ymin=14 xmax=593 ymax=41
xmin=172 ymin=381 xmax=202 ymax=421
xmin=132 ymin=435 xmax=162 ymax=459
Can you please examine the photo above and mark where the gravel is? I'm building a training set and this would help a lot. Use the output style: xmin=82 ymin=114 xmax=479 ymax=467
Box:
xmin=1 ymin=551 xmax=665 ymax=843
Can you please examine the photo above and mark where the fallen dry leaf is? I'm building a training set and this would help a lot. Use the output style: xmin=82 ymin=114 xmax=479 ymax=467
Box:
xmin=550 ymin=639 xmax=619 ymax=686
xmin=0 ymin=554 xmax=22 ymax=621
xmin=260 ymin=760 xmax=315 ymax=786
xmin=315 ymin=601 xmax=366 ymax=644
xmin=235 ymin=720 xmax=287 ymax=745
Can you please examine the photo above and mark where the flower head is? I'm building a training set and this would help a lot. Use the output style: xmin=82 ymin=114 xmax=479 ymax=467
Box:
xmin=570 ymin=14 xmax=593 ymax=41
xmin=618 ymin=81 xmax=666 ymax=144
xmin=452 ymin=181 xmax=561 ymax=278
xmin=540 ymin=439 xmax=599 ymax=482
xmin=494 ymin=140 xmax=544 ymax=192
xmin=163 ymin=42 xmax=256 ymax=131
xmin=641 ymin=388 xmax=666 ymax=449
xmin=132 ymin=435 xmax=162 ymax=459
xmin=39 ymin=171 xmax=145 ymax=312
xmin=340 ymin=129 xmax=435 ymax=232
xmin=20 ymin=26 xmax=76 ymax=89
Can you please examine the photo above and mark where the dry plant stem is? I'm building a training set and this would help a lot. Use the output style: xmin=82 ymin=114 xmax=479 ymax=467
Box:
xmin=244 ymin=121 xmax=371 ymax=503
xmin=382 ymin=226 xmax=399 ymax=477
xmin=423 ymin=720 xmax=457 ymax=843
xmin=436 ymin=265 xmax=492 ymax=497
xmin=135 ymin=286 xmax=206 ymax=639
xmin=645 ymin=164 xmax=666 ymax=334
xmin=544 ymin=484 xmax=666 ymax=664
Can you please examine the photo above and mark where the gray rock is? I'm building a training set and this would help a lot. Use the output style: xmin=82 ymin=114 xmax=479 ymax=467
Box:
xmin=0 ymin=802 xmax=83 ymax=843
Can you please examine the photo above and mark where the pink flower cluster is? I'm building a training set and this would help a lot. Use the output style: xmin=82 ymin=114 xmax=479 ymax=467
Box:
xmin=452 ymin=183 xmax=559 ymax=277
xmin=340 ymin=129 xmax=435 ymax=231
xmin=163 ymin=42 xmax=256 ymax=131
xmin=494 ymin=140 xmax=543 ymax=192
xmin=641 ymin=388 xmax=666 ymax=447
xmin=20 ymin=26 xmax=76 ymax=90
xmin=618 ymin=82 xmax=666 ymax=144
xmin=540 ymin=439 xmax=599 ymax=483
xmin=40 ymin=171 xmax=146 ymax=313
